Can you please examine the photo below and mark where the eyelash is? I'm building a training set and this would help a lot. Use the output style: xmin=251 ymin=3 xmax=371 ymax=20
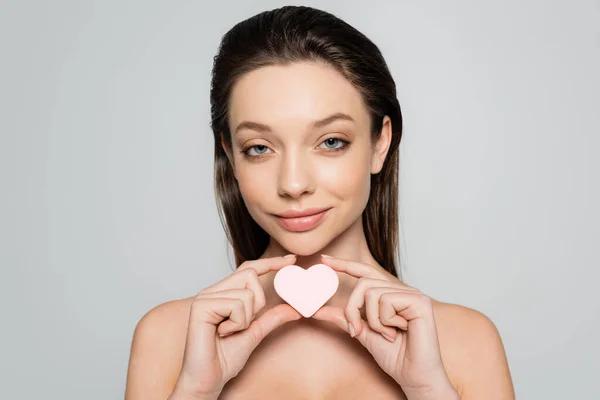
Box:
xmin=240 ymin=137 xmax=351 ymax=160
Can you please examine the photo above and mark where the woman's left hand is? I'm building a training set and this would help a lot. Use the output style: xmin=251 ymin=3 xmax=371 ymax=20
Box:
xmin=312 ymin=255 xmax=459 ymax=400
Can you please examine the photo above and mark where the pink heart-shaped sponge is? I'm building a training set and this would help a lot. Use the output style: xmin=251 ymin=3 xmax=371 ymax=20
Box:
xmin=273 ymin=263 xmax=339 ymax=318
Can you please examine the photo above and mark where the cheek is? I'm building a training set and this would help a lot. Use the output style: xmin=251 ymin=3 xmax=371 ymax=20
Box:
xmin=236 ymin=177 xmax=272 ymax=229
xmin=236 ymin=169 xmax=270 ymax=209
xmin=319 ymin=156 xmax=371 ymax=200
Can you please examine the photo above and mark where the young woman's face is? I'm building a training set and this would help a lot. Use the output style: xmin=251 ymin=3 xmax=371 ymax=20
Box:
xmin=225 ymin=61 xmax=391 ymax=256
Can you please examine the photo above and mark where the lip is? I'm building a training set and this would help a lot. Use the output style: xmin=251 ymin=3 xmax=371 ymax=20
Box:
xmin=276 ymin=208 xmax=331 ymax=232
xmin=276 ymin=207 xmax=331 ymax=218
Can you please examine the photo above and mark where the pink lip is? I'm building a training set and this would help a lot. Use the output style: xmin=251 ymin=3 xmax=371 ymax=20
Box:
xmin=276 ymin=208 xmax=330 ymax=232
xmin=277 ymin=207 xmax=331 ymax=218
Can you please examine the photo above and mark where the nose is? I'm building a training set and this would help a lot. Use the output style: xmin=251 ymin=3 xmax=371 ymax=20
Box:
xmin=277 ymin=149 xmax=315 ymax=199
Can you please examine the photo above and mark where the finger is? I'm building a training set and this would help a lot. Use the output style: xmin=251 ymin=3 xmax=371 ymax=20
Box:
xmin=313 ymin=306 xmax=387 ymax=352
xmin=320 ymin=255 xmax=385 ymax=280
xmin=365 ymin=287 xmax=399 ymax=341
xmin=237 ymin=254 xmax=297 ymax=276
xmin=196 ymin=289 xmax=255 ymax=334
xmin=320 ymin=256 xmax=420 ymax=293
xmin=199 ymin=269 xmax=265 ymax=316
xmin=203 ymin=255 xmax=296 ymax=295
xmin=201 ymin=256 xmax=297 ymax=313
xmin=241 ymin=303 xmax=302 ymax=348
xmin=381 ymin=291 xmax=434 ymax=321
xmin=311 ymin=305 xmax=351 ymax=334
xmin=379 ymin=291 xmax=440 ymax=356
xmin=235 ymin=256 xmax=297 ymax=313
xmin=345 ymin=278 xmax=405 ymax=336
xmin=192 ymin=297 xmax=247 ymax=337
xmin=380 ymin=296 xmax=409 ymax=330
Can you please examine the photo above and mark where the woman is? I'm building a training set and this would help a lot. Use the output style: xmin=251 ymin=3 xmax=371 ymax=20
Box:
xmin=125 ymin=6 xmax=515 ymax=400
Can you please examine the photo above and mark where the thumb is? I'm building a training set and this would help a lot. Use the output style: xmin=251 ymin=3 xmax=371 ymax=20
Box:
xmin=313 ymin=306 xmax=382 ymax=350
xmin=312 ymin=305 xmax=352 ymax=334
xmin=243 ymin=303 xmax=302 ymax=348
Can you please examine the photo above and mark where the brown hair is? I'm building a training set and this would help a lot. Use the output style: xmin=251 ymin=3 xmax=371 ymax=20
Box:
xmin=209 ymin=6 xmax=404 ymax=278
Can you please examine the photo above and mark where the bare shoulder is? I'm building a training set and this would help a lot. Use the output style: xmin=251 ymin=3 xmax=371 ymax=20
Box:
xmin=125 ymin=296 xmax=195 ymax=400
xmin=432 ymin=299 xmax=515 ymax=400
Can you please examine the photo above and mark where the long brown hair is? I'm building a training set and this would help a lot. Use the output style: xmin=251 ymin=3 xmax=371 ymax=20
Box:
xmin=209 ymin=6 xmax=404 ymax=278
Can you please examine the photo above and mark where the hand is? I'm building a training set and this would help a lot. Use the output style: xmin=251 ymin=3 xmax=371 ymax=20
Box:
xmin=312 ymin=255 xmax=457 ymax=399
xmin=171 ymin=255 xmax=302 ymax=399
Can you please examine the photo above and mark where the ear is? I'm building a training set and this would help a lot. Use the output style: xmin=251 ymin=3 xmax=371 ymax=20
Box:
xmin=370 ymin=116 xmax=392 ymax=174
xmin=220 ymin=133 xmax=237 ymax=178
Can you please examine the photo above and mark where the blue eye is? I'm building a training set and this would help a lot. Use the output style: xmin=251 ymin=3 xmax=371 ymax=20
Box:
xmin=241 ymin=137 xmax=351 ymax=159
xmin=244 ymin=144 xmax=270 ymax=156
xmin=320 ymin=138 xmax=347 ymax=150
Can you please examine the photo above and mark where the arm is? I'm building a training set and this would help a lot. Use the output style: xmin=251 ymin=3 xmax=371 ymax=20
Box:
xmin=453 ymin=307 xmax=515 ymax=399
xmin=125 ymin=299 xmax=195 ymax=400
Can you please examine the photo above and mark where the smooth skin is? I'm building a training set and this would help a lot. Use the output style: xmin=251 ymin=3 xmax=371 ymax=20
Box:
xmin=127 ymin=255 xmax=303 ymax=400
xmin=313 ymin=254 xmax=513 ymax=399
xmin=125 ymin=61 xmax=515 ymax=399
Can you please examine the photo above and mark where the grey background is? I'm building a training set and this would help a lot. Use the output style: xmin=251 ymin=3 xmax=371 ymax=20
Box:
xmin=2 ymin=0 xmax=599 ymax=398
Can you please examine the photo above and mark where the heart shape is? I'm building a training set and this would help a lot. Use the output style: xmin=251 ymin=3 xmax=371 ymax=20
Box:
xmin=273 ymin=263 xmax=339 ymax=318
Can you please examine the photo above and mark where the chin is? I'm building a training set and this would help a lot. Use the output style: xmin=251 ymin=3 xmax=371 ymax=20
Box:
xmin=278 ymin=237 xmax=326 ymax=257
xmin=256 ymin=210 xmax=344 ymax=256
xmin=264 ymin=227 xmax=332 ymax=257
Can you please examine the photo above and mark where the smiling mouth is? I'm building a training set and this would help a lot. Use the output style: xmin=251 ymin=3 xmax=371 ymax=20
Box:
xmin=276 ymin=208 xmax=331 ymax=232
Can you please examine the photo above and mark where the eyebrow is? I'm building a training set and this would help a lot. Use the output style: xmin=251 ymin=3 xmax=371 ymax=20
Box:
xmin=233 ymin=112 xmax=355 ymax=135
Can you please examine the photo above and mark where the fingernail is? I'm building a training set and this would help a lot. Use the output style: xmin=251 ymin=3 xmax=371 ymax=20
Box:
xmin=321 ymin=254 xmax=332 ymax=258
xmin=382 ymin=332 xmax=395 ymax=343
xmin=348 ymin=322 xmax=356 ymax=337
xmin=283 ymin=254 xmax=296 ymax=258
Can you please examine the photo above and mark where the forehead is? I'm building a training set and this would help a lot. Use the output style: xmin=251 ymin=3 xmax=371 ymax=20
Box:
xmin=228 ymin=61 xmax=369 ymax=133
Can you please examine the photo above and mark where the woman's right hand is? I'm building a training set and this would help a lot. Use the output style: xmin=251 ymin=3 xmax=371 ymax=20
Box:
xmin=169 ymin=255 xmax=302 ymax=399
